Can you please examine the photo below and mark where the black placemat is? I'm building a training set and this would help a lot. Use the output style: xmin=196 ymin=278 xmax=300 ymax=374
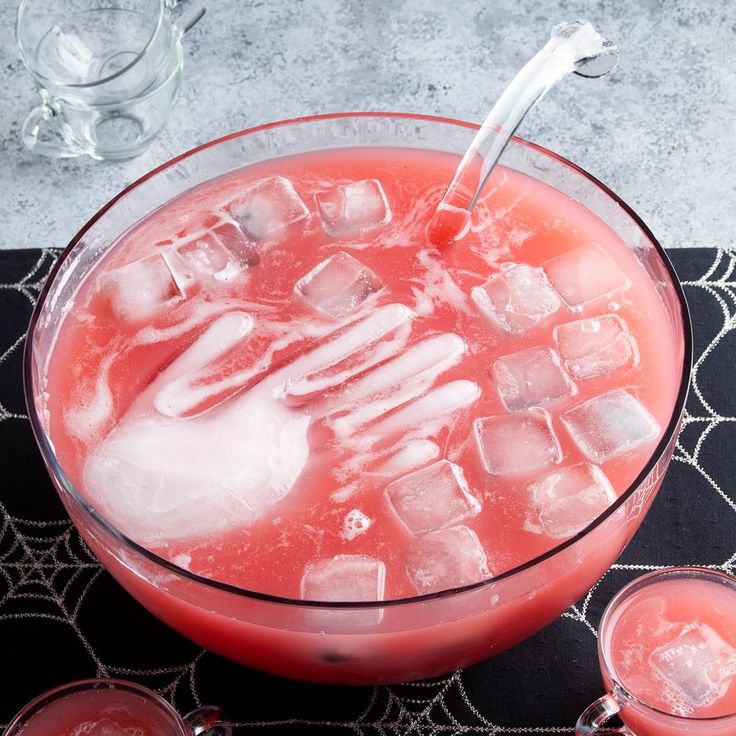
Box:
xmin=1 ymin=248 xmax=734 ymax=733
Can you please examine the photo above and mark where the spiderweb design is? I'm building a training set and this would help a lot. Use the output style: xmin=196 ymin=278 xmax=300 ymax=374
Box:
xmin=1 ymin=248 xmax=734 ymax=733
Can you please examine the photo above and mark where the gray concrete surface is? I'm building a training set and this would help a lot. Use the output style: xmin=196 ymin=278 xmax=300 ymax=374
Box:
xmin=1 ymin=0 xmax=734 ymax=250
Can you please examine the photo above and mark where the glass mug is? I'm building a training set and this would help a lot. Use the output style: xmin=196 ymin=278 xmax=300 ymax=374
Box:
xmin=16 ymin=0 xmax=206 ymax=160
xmin=576 ymin=567 xmax=736 ymax=736
xmin=3 ymin=678 xmax=231 ymax=735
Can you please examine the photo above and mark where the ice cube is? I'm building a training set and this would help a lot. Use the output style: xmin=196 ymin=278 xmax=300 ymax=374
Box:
xmin=493 ymin=346 xmax=577 ymax=411
xmin=227 ymin=176 xmax=309 ymax=241
xmin=153 ymin=311 xmax=254 ymax=417
xmin=385 ymin=459 xmax=481 ymax=536
xmin=316 ymin=179 xmax=391 ymax=237
xmin=301 ymin=555 xmax=385 ymax=602
xmin=474 ymin=409 xmax=562 ymax=476
xmin=562 ymin=389 xmax=660 ymax=463
xmin=100 ymin=253 xmax=182 ymax=325
xmin=176 ymin=223 xmax=259 ymax=283
xmin=295 ymin=251 xmax=384 ymax=319
xmin=405 ymin=526 xmax=490 ymax=595
xmin=544 ymin=244 xmax=629 ymax=308
xmin=471 ymin=264 xmax=561 ymax=333
xmin=554 ymin=314 xmax=638 ymax=379
xmin=650 ymin=623 xmax=736 ymax=708
xmin=525 ymin=462 xmax=616 ymax=538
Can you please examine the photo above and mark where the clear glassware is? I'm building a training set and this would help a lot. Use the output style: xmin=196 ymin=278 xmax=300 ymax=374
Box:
xmin=23 ymin=113 xmax=692 ymax=685
xmin=576 ymin=568 xmax=736 ymax=736
xmin=3 ymin=678 xmax=230 ymax=735
xmin=15 ymin=0 xmax=205 ymax=160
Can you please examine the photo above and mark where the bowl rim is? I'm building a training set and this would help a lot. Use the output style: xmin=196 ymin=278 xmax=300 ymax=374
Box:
xmin=23 ymin=111 xmax=693 ymax=609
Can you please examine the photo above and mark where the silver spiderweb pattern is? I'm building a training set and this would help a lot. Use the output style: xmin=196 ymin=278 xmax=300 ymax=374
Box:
xmin=1 ymin=248 xmax=734 ymax=733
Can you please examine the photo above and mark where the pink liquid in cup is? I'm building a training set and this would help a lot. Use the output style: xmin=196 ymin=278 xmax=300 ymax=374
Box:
xmin=578 ymin=568 xmax=736 ymax=736
xmin=3 ymin=679 xmax=229 ymax=736
xmin=13 ymin=690 xmax=176 ymax=736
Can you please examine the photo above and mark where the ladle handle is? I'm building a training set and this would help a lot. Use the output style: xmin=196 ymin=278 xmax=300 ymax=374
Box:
xmin=427 ymin=21 xmax=618 ymax=246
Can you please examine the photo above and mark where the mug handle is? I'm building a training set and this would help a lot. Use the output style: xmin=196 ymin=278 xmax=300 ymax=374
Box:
xmin=21 ymin=102 xmax=81 ymax=158
xmin=183 ymin=705 xmax=232 ymax=736
xmin=575 ymin=692 xmax=627 ymax=735
xmin=166 ymin=0 xmax=207 ymax=38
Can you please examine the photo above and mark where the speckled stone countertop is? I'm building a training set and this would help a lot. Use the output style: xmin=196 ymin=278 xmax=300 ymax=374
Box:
xmin=1 ymin=0 xmax=734 ymax=251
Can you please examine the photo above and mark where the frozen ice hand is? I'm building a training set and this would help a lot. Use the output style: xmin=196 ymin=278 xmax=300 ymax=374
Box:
xmin=83 ymin=389 xmax=310 ymax=546
xmin=83 ymin=312 xmax=310 ymax=545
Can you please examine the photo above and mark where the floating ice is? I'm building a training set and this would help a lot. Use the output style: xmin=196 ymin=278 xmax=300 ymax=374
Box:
xmin=474 ymin=409 xmax=562 ymax=476
xmin=342 ymin=509 xmax=373 ymax=541
xmin=405 ymin=525 xmax=490 ymax=594
xmin=83 ymin=385 xmax=309 ymax=545
xmin=554 ymin=314 xmax=638 ymax=379
xmin=295 ymin=251 xmax=384 ymax=319
xmin=280 ymin=303 xmax=414 ymax=405
xmin=153 ymin=311 xmax=254 ymax=417
xmin=300 ymin=555 xmax=386 ymax=602
xmin=471 ymin=263 xmax=561 ymax=333
xmin=325 ymin=332 xmax=466 ymax=433
xmin=525 ymin=462 xmax=616 ymax=538
xmin=369 ymin=380 xmax=480 ymax=439
xmin=375 ymin=439 xmax=441 ymax=476
xmin=100 ymin=253 xmax=182 ymax=325
xmin=227 ymin=176 xmax=309 ymax=241
xmin=544 ymin=244 xmax=629 ymax=308
xmin=493 ymin=346 xmax=576 ymax=411
xmin=385 ymin=459 xmax=481 ymax=536
xmin=175 ymin=223 xmax=259 ymax=283
xmin=316 ymin=179 xmax=391 ymax=237
xmin=651 ymin=623 xmax=736 ymax=709
xmin=562 ymin=389 xmax=660 ymax=463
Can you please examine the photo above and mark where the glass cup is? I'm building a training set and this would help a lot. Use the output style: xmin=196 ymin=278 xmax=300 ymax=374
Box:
xmin=576 ymin=567 xmax=736 ymax=736
xmin=15 ymin=0 xmax=205 ymax=160
xmin=3 ymin=678 xmax=230 ymax=735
